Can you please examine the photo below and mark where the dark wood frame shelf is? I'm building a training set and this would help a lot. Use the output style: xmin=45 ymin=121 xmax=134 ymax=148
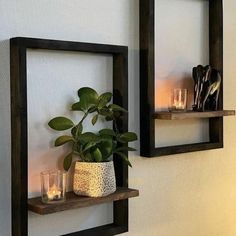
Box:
xmin=154 ymin=110 xmax=235 ymax=120
xmin=28 ymin=187 xmax=139 ymax=215
xmin=11 ymin=37 xmax=137 ymax=236
xmin=140 ymin=0 xmax=234 ymax=157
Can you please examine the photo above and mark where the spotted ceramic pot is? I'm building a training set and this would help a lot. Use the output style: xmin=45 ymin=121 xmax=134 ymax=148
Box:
xmin=73 ymin=161 xmax=116 ymax=197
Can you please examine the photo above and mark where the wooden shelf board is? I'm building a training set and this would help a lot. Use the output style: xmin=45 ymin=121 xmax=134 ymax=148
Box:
xmin=153 ymin=110 xmax=235 ymax=120
xmin=28 ymin=187 xmax=139 ymax=215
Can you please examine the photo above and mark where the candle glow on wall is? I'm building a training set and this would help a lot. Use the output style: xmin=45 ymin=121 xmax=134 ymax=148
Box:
xmin=155 ymin=77 xmax=193 ymax=111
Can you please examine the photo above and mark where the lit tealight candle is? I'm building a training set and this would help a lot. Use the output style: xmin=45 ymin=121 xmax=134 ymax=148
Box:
xmin=41 ymin=170 xmax=66 ymax=204
xmin=47 ymin=184 xmax=62 ymax=201
xmin=169 ymin=89 xmax=187 ymax=111
xmin=174 ymin=99 xmax=184 ymax=109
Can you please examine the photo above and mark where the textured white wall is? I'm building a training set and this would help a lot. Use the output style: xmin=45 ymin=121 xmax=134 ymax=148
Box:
xmin=1 ymin=0 xmax=236 ymax=236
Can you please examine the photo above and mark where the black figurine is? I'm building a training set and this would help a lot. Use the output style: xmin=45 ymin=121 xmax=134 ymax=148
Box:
xmin=192 ymin=65 xmax=221 ymax=111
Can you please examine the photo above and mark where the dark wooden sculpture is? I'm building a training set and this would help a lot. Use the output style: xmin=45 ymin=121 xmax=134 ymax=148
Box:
xmin=192 ymin=65 xmax=221 ymax=111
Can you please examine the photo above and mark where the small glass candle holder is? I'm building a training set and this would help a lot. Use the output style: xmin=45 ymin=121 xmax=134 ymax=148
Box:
xmin=169 ymin=88 xmax=188 ymax=112
xmin=40 ymin=170 xmax=67 ymax=204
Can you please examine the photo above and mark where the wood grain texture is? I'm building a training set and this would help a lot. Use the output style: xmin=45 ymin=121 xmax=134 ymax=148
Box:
xmin=10 ymin=39 xmax=28 ymax=236
xmin=139 ymin=0 xmax=155 ymax=157
xmin=112 ymin=52 xmax=129 ymax=229
xmin=28 ymin=188 xmax=139 ymax=215
xmin=209 ymin=0 xmax=224 ymax=145
xmin=154 ymin=110 xmax=235 ymax=120
xmin=10 ymin=37 xmax=127 ymax=55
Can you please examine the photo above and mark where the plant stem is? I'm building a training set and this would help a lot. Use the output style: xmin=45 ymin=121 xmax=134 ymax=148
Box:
xmin=75 ymin=112 xmax=88 ymax=138
xmin=80 ymin=111 xmax=89 ymax=123
xmin=74 ymin=111 xmax=89 ymax=154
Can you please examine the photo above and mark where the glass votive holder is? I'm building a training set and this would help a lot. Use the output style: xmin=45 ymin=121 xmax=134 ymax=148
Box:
xmin=40 ymin=170 xmax=67 ymax=204
xmin=169 ymin=88 xmax=188 ymax=112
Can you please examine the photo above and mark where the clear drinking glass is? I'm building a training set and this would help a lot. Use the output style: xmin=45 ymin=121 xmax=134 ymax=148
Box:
xmin=169 ymin=88 xmax=187 ymax=112
xmin=40 ymin=170 xmax=67 ymax=204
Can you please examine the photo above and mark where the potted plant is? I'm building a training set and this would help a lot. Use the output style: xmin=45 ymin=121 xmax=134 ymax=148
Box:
xmin=48 ymin=87 xmax=137 ymax=197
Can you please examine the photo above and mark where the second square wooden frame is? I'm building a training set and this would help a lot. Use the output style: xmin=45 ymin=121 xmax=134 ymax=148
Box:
xmin=139 ymin=0 xmax=224 ymax=157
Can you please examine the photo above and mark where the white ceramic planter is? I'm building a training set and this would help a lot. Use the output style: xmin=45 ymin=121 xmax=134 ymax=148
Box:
xmin=73 ymin=161 xmax=116 ymax=197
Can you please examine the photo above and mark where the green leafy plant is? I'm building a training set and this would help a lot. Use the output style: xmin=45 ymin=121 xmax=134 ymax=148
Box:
xmin=48 ymin=87 xmax=138 ymax=171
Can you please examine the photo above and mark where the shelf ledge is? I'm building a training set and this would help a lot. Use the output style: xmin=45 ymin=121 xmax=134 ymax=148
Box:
xmin=153 ymin=110 xmax=235 ymax=120
xmin=28 ymin=187 xmax=139 ymax=215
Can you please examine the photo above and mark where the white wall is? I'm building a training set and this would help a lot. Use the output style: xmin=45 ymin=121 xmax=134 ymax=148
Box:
xmin=1 ymin=0 xmax=236 ymax=235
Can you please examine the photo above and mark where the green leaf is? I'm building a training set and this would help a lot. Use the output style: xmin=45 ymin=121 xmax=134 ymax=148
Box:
xmin=92 ymin=148 xmax=102 ymax=162
xmin=119 ymin=132 xmax=138 ymax=143
xmin=115 ymin=152 xmax=132 ymax=167
xmin=63 ymin=152 xmax=73 ymax=171
xmin=91 ymin=114 xmax=98 ymax=125
xmin=82 ymin=141 xmax=99 ymax=152
xmin=98 ymin=92 xmax=112 ymax=108
xmin=78 ymin=87 xmax=98 ymax=101
xmin=114 ymin=146 xmax=136 ymax=152
xmin=71 ymin=101 xmax=86 ymax=112
xmin=84 ymin=153 xmax=93 ymax=162
xmin=78 ymin=87 xmax=98 ymax=108
xmin=98 ymin=139 xmax=113 ymax=160
xmin=71 ymin=123 xmax=83 ymax=138
xmin=48 ymin=117 xmax=74 ymax=131
xmin=88 ymin=105 xmax=97 ymax=113
xmin=109 ymin=104 xmax=127 ymax=113
xmin=55 ymin=135 xmax=74 ymax=147
xmin=77 ymin=132 xmax=99 ymax=143
xmin=99 ymin=129 xmax=116 ymax=137
xmin=98 ymin=107 xmax=112 ymax=116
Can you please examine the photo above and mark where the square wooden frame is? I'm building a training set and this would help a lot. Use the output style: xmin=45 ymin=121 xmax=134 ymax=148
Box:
xmin=11 ymin=37 xmax=129 ymax=236
xmin=140 ymin=0 xmax=224 ymax=157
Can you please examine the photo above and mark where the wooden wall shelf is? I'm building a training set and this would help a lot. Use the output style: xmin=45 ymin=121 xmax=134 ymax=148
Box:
xmin=139 ymin=0 xmax=234 ymax=157
xmin=28 ymin=188 xmax=139 ymax=215
xmin=154 ymin=110 xmax=235 ymax=120
xmin=11 ymin=37 xmax=132 ymax=236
